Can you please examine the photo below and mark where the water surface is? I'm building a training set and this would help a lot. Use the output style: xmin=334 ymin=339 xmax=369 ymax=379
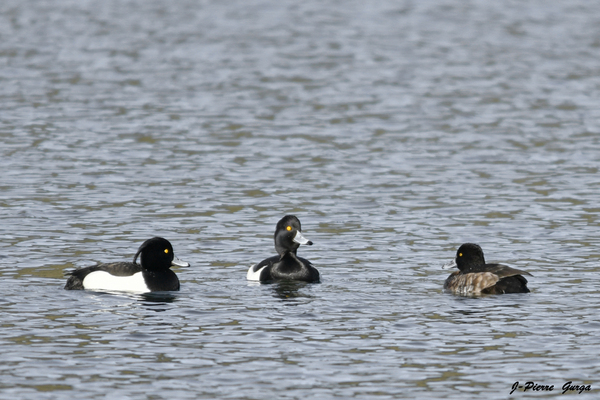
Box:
xmin=1 ymin=0 xmax=599 ymax=398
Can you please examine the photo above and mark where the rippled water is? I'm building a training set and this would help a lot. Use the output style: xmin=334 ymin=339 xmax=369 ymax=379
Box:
xmin=1 ymin=0 xmax=599 ymax=398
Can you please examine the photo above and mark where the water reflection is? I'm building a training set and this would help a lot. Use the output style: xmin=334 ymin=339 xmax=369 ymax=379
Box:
xmin=139 ymin=292 xmax=178 ymax=312
xmin=140 ymin=292 xmax=178 ymax=303
xmin=69 ymin=289 xmax=179 ymax=312
xmin=269 ymin=281 xmax=317 ymax=303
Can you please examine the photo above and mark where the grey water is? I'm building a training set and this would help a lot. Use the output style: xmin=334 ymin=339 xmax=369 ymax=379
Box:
xmin=1 ymin=0 xmax=599 ymax=398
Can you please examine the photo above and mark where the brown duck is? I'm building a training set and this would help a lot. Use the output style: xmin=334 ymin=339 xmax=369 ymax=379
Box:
xmin=443 ymin=243 xmax=532 ymax=295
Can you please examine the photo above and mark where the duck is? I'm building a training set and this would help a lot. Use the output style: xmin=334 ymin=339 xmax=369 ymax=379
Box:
xmin=64 ymin=237 xmax=189 ymax=293
xmin=246 ymin=215 xmax=319 ymax=283
xmin=443 ymin=243 xmax=531 ymax=295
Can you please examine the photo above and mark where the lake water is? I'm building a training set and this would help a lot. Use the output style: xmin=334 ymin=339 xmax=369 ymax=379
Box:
xmin=1 ymin=0 xmax=599 ymax=398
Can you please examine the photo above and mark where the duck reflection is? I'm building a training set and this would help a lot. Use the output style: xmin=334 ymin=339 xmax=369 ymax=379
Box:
xmin=270 ymin=280 xmax=316 ymax=303
xmin=139 ymin=291 xmax=178 ymax=312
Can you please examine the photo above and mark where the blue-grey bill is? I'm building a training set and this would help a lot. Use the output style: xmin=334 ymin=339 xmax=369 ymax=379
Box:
xmin=442 ymin=259 xmax=457 ymax=270
xmin=293 ymin=231 xmax=313 ymax=246
xmin=172 ymin=257 xmax=190 ymax=267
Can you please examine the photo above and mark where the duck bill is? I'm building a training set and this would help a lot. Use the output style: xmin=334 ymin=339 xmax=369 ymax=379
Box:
xmin=442 ymin=259 xmax=457 ymax=270
xmin=293 ymin=231 xmax=313 ymax=246
xmin=172 ymin=256 xmax=190 ymax=267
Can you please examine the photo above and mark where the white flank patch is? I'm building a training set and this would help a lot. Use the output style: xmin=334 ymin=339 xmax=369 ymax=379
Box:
xmin=82 ymin=271 xmax=149 ymax=293
xmin=246 ymin=264 xmax=267 ymax=281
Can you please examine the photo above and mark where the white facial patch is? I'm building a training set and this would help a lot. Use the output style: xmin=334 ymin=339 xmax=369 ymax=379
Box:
xmin=82 ymin=271 xmax=149 ymax=293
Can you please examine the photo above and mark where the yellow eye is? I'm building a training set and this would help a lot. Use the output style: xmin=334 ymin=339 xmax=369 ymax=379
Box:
xmin=164 ymin=249 xmax=169 ymax=254
xmin=459 ymin=253 xmax=462 ymax=257
xmin=286 ymin=226 xmax=292 ymax=231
